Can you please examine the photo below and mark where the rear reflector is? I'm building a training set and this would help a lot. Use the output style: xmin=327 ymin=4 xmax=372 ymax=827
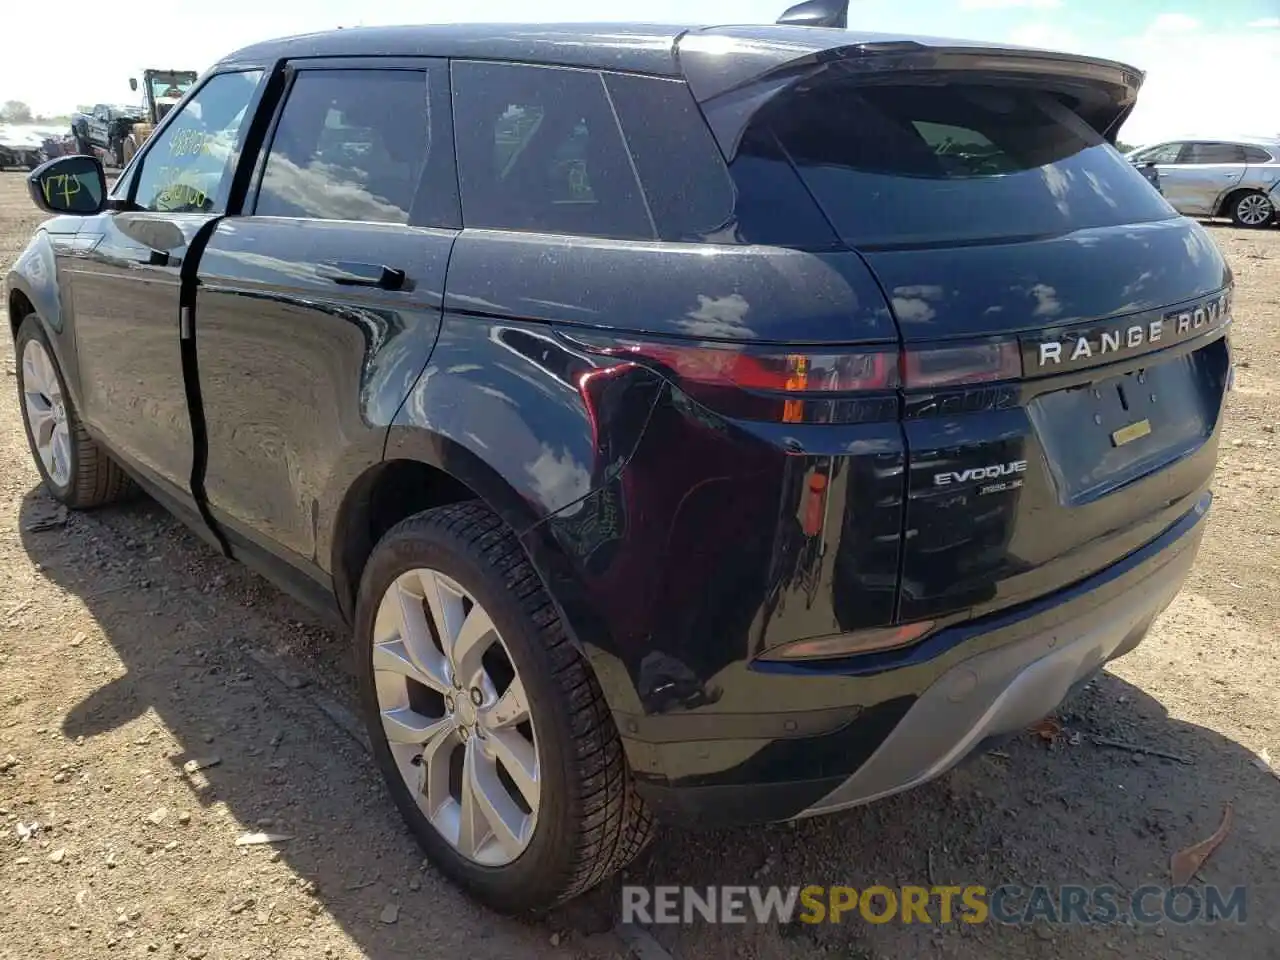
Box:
xmin=758 ymin=621 xmax=935 ymax=661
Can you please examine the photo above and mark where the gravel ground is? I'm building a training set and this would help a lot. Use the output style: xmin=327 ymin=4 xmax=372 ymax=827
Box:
xmin=1 ymin=170 xmax=1278 ymax=960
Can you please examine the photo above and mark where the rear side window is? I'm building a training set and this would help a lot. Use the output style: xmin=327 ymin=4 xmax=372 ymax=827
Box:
xmin=256 ymin=70 xmax=430 ymax=225
xmin=452 ymin=61 xmax=653 ymax=240
xmin=602 ymin=73 xmax=733 ymax=242
xmin=768 ymin=83 xmax=1175 ymax=248
xmin=1243 ymin=145 xmax=1273 ymax=163
xmin=1181 ymin=142 xmax=1246 ymax=164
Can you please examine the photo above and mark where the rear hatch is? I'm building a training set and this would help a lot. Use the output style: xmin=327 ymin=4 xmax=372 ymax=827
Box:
xmin=686 ymin=31 xmax=1233 ymax=624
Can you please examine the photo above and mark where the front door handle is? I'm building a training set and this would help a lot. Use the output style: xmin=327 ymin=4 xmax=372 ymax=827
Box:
xmin=316 ymin=260 xmax=406 ymax=290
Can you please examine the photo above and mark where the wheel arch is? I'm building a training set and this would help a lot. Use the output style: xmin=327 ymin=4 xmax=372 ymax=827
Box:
xmin=1216 ymin=185 xmax=1267 ymax=218
xmin=8 ymin=285 xmax=36 ymax=341
xmin=329 ymin=427 xmax=553 ymax=626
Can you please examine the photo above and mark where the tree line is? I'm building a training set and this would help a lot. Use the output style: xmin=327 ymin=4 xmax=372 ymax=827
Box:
xmin=1 ymin=100 xmax=77 ymax=125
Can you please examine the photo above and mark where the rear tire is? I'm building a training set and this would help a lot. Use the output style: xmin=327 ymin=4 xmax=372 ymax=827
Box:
xmin=1228 ymin=190 xmax=1274 ymax=228
xmin=15 ymin=315 xmax=134 ymax=508
xmin=354 ymin=501 xmax=653 ymax=914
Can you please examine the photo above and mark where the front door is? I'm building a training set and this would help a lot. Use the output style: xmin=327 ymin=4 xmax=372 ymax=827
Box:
xmin=69 ymin=69 xmax=265 ymax=529
xmin=193 ymin=60 xmax=459 ymax=589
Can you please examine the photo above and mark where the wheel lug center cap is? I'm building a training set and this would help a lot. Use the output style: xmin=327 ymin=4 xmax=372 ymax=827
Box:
xmin=456 ymin=697 xmax=477 ymax=728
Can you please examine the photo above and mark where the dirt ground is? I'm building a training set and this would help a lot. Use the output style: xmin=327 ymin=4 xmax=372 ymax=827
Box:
xmin=1 ymin=170 xmax=1278 ymax=960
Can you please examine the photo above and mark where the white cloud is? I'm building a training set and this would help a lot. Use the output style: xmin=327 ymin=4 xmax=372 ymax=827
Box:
xmin=1248 ymin=17 xmax=1280 ymax=28
xmin=1149 ymin=13 xmax=1202 ymax=33
xmin=961 ymin=0 xmax=1061 ymax=9
xmin=1116 ymin=15 xmax=1280 ymax=144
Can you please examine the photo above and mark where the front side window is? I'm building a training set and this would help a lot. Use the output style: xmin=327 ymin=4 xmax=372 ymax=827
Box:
xmin=255 ymin=70 xmax=430 ymax=225
xmin=1180 ymin=142 xmax=1246 ymax=164
xmin=1140 ymin=142 xmax=1184 ymax=164
xmin=452 ymin=61 xmax=652 ymax=240
xmin=131 ymin=70 xmax=263 ymax=214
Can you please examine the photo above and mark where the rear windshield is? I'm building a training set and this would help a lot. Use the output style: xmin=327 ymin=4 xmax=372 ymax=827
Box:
xmin=768 ymin=82 xmax=1175 ymax=248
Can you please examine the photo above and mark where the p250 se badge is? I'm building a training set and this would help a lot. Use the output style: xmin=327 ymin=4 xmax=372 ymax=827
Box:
xmin=933 ymin=460 xmax=1028 ymax=488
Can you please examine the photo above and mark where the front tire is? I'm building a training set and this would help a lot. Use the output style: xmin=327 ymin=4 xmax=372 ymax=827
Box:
xmin=1229 ymin=190 xmax=1274 ymax=228
xmin=354 ymin=502 xmax=652 ymax=914
xmin=15 ymin=315 xmax=134 ymax=508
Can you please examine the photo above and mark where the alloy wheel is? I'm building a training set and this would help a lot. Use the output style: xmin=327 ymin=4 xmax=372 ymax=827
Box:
xmin=1237 ymin=193 xmax=1273 ymax=226
xmin=372 ymin=567 xmax=539 ymax=866
xmin=21 ymin=338 xmax=72 ymax=488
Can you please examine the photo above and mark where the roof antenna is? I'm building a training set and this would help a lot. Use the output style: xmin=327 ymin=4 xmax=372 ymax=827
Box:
xmin=776 ymin=0 xmax=849 ymax=28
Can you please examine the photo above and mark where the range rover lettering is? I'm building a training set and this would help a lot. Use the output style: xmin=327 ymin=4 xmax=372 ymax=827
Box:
xmin=6 ymin=1 xmax=1232 ymax=914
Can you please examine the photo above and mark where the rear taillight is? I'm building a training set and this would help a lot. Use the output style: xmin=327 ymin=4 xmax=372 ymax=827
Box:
xmin=560 ymin=330 xmax=1023 ymax=422
xmin=560 ymin=331 xmax=899 ymax=423
xmin=901 ymin=339 xmax=1021 ymax=389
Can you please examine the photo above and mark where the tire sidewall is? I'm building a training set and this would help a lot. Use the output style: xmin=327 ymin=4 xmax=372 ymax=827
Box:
xmin=14 ymin=316 xmax=76 ymax=503
xmin=354 ymin=515 xmax=585 ymax=912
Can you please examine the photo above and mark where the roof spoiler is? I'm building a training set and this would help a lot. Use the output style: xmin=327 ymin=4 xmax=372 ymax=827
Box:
xmin=777 ymin=0 xmax=848 ymax=28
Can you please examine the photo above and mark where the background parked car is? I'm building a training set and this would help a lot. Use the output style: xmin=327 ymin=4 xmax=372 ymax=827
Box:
xmin=70 ymin=104 xmax=147 ymax=166
xmin=1126 ymin=137 xmax=1280 ymax=227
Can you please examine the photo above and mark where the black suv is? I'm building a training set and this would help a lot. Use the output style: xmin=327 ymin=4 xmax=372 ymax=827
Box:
xmin=7 ymin=4 xmax=1232 ymax=914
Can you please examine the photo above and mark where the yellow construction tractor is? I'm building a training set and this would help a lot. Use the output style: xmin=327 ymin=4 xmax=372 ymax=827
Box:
xmin=122 ymin=69 xmax=198 ymax=164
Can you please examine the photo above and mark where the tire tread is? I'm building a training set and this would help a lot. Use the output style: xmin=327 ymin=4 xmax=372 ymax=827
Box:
xmin=15 ymin=315 xmax=135 ymax=509
xmin=375 ymin=501 xmax=653 ymax=909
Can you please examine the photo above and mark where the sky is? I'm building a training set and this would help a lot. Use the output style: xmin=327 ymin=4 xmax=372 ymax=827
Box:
xmin=1 ymin=0 xmax=1277 ymax=145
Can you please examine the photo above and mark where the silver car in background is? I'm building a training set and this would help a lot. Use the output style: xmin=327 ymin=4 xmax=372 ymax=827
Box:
xmin=1127 ymin=137 xmax=1280 ymax=227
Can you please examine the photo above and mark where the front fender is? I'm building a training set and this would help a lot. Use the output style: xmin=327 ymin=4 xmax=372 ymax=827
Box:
xmin=7 ymin=221 xmax=85 ymax=404
xmin=7 ymin=225 xmax=71 ymax=334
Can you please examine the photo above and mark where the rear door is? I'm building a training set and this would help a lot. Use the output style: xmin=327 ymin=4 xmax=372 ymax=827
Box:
xmin=193 ymin=59 xmax=458 ymax=599
xmin=1171 ymin=141 xmax=1246 ymax=215
xmin=69 ymin=69 xmax=265 ymax=537
xmin=758 ymin=76 xmax=1232 ymax=623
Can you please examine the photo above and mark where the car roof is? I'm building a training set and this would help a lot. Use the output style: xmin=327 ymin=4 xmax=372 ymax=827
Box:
xmin=218 ymin=21 xmax=1136 ymax=83
xmin=1144 ymin=134 xmax=1280 ymax=148
xmin=219 ymin=22 xmax=691 ymax=74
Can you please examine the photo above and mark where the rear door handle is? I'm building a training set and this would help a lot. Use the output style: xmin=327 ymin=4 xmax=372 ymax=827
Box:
xmin=316 ymin=260 xmax=406 ymax=290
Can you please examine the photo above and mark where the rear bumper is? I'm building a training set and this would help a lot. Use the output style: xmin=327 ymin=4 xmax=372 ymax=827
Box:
xmin=633 ymin=491 xmax=1208 ymax=826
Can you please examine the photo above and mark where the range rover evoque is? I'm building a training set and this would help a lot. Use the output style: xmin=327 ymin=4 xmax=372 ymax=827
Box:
xmin=6 ymin=0 xmax=1233 ymax=914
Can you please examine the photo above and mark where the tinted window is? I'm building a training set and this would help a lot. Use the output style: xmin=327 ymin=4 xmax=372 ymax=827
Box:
xmin=769 ymin=83 xmax=1175 ymax=247
xmin=602 ymin=73 xmax=733 ymax=242
xmin=132 ymin=70 xmax=262 ymax=214
xmin=1139 ymin=142 xmax=1183 ymax=164
xmin=256 ymin=70 xmax=430 ymax=225
xmin=1182 ymin=142 xmax=1246 ymax=164
xmin=727 ymin=124 xmax=839 ymax=248
xmin=1243 ymin=145 xmax=1274 ymax=163
xmin=452 ymin=61 xmax=652 ymax=240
